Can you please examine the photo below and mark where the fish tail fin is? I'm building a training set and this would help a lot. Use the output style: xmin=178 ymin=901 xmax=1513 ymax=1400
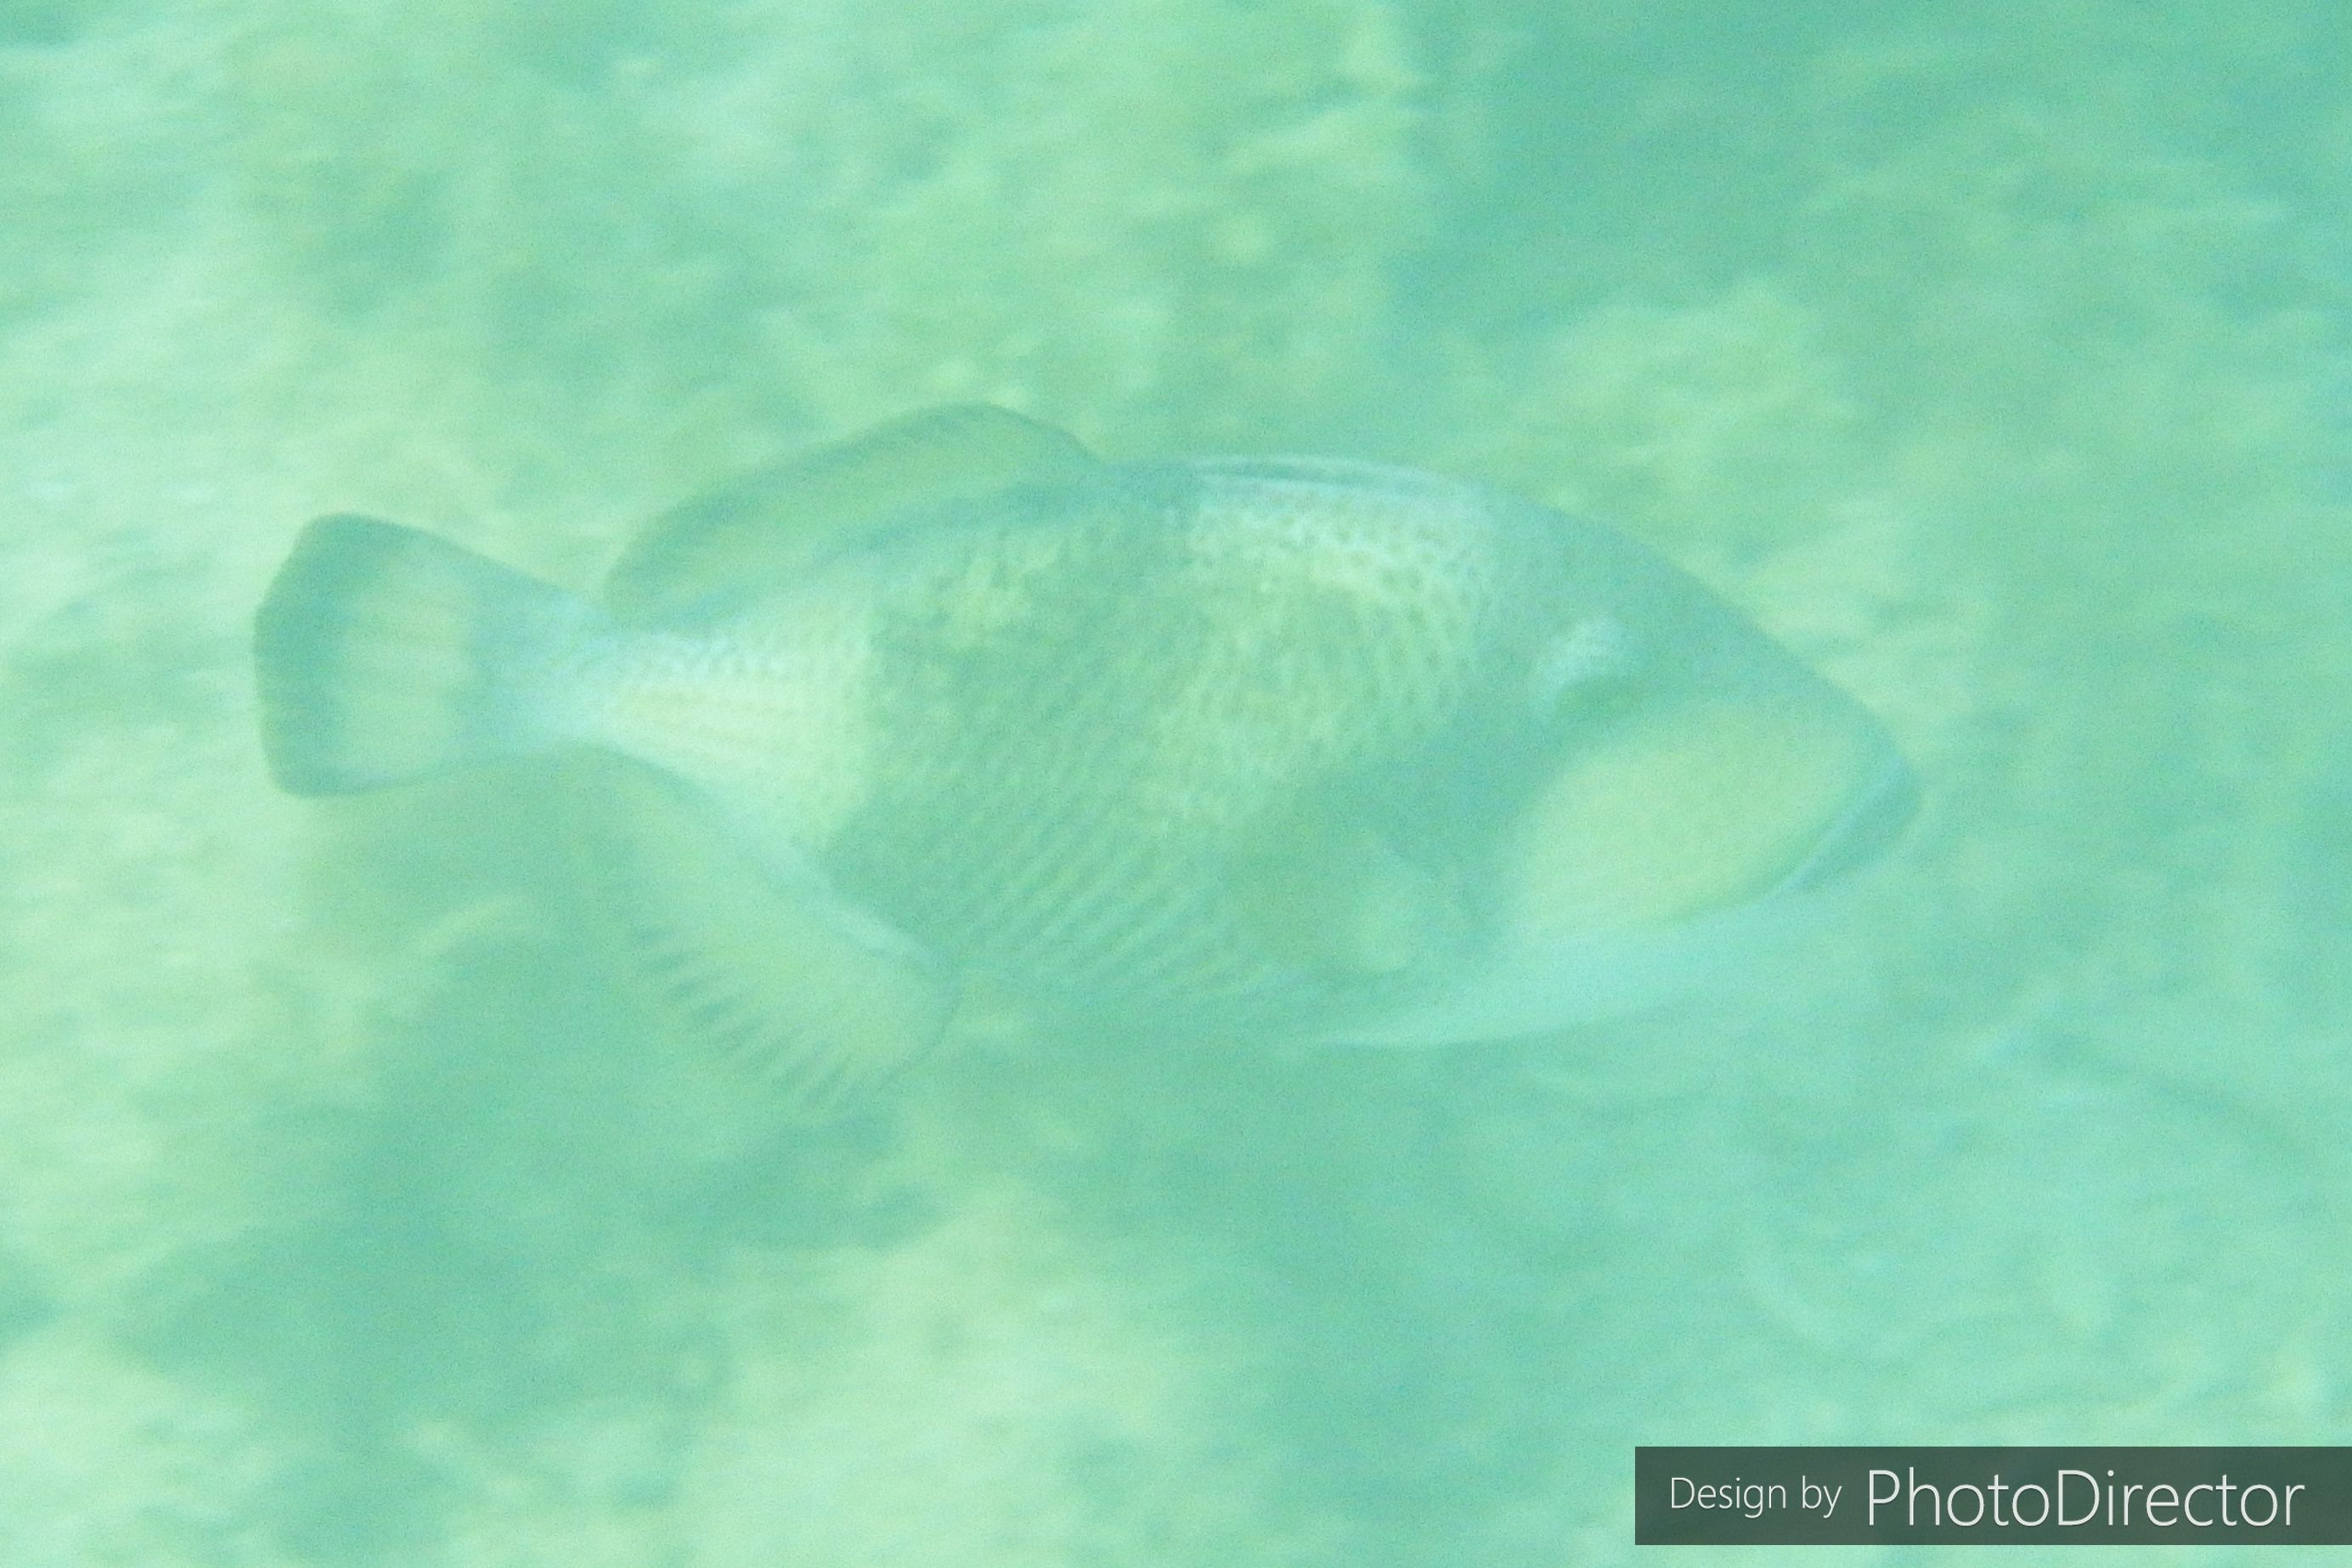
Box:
xmin=254 ymin=514 xmax=600 ymax=796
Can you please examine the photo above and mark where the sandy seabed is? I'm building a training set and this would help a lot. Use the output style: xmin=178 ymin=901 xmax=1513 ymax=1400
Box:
xmin=1 ymin=2 xmax=2348 ymax=1564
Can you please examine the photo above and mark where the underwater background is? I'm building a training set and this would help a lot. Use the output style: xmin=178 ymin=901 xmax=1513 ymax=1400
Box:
xmin=2 ymin=0 xmax=2348 ymax=1563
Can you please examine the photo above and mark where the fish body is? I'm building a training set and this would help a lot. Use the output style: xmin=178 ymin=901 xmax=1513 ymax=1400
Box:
xmin=255 ymin=406 xmax=1914 ymax=1103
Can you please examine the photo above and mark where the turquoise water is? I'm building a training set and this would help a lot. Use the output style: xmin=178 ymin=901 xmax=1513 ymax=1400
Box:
xmin=1 ymin=1 xmax=2347 ymax=1563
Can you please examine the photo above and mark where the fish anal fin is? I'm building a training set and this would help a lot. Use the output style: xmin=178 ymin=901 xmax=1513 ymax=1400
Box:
xmin=567 ymin=762 xmax=954 ymax=1120
xmin=602 ymin=403 xmax=1097 ymax=621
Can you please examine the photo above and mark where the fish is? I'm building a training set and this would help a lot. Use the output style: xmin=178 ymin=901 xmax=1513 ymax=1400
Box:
xmin=253 ymin=403 xmax=1915 ymax=1110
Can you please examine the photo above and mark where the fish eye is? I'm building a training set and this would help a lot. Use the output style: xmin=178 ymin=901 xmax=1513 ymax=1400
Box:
xmin=1527 ymin=614 xmax=1640 ymax=713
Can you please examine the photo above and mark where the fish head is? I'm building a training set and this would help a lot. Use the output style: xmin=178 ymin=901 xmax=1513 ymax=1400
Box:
xmin=1340 ymin=550 xmax=1916 ymax=1045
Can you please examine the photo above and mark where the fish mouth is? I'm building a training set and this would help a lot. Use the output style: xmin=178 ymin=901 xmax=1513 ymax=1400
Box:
xmin=1775 ymin=748 xmax=1920 ymax=894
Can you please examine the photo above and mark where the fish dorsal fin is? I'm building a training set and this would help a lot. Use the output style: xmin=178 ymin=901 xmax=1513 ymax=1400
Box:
xmin=565 ymin=759 xmax=956 ymax=1120
xmin=602 ymin=403 xmax=1097 ymax=622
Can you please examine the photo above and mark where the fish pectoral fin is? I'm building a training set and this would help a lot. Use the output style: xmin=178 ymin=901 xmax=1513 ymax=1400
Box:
xmin=601 ymin=403 xmax=1097 ymax=621
xmin=1232 ymin=812 xmax=1464 ymax=983
xmin=566 ymin=763 xmax=954 ymax=1120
